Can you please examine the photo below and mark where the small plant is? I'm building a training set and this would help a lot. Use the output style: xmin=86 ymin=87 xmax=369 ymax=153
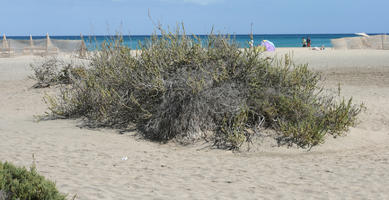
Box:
xmin=0 ymin=161 xmax=66 ymax=200
xmin=43 ymin=26 xmax=364 ymax=149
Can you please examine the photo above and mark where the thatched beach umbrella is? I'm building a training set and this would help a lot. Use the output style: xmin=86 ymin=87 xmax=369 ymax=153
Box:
xmin=79 ymin=33 xmax=87 ymax=57
xmin=29 ymin=34 xmax=34 ymax=48
xmin=46 ymin=33 xmax=50 ymax=52
xmin=2 ymin=34 xmax=8 ymax=49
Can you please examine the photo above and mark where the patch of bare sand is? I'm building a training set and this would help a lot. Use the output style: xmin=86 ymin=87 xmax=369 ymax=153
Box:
xmin=1 ymin=51 xmax=389 ymax=199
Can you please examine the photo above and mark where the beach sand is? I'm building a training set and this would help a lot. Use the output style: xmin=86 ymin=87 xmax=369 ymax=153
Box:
xmin=1 ymin=49 xmax=389 ymax=199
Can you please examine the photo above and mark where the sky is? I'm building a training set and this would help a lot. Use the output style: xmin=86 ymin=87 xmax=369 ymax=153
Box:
xmin=1 ymin=0 xmax=388 ymax=36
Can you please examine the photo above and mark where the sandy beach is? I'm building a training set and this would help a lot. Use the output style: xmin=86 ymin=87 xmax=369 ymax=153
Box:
xmin=1 ymin=48 xmax=389 ymax=199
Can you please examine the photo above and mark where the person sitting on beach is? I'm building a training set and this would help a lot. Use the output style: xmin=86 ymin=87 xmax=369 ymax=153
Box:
xmin=312 ymin=47 xmax=320 ymax=50
xmin=312 ymin=45 xmax=326 ymax=51
xmin=302 ymin=38 xmax=307 ymax=47
xmin=307 ymin=37 xmax=311 ymax=47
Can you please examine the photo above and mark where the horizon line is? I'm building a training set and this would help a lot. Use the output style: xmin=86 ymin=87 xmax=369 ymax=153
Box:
xmin=3 ymin=32 xmax=388 ymax=37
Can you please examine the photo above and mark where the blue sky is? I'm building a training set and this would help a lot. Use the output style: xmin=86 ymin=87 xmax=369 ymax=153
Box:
xmin=1 ymin=0 xmax=388 ymax=36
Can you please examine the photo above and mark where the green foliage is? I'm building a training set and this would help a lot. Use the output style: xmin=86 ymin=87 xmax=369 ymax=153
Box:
xmin=217 ymin=108 xmax=250 ymax=149
xmin=0 ymin=161 xmax=66 ymax=200
xmin=247 ymin=55 xmax=365 ymax=146
xmin=44 ymin=26 xmax=364 ymax=149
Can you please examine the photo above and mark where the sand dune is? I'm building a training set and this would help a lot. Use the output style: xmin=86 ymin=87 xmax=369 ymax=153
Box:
xmin=1 ymin=49 xmax=389 ymax=199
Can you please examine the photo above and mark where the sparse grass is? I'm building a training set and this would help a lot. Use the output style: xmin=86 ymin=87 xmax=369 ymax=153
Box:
xmin=42 ymin=27 xmax=364 ymax=149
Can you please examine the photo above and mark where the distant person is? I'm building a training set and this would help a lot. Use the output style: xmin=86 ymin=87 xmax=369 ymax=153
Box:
xmin=302 ymin=38 xmax=307 ymax=47
xmin=249 ymin=39 xmax=254 ymax=48
xmin=307 ymin=37 xmax=311 ymax=47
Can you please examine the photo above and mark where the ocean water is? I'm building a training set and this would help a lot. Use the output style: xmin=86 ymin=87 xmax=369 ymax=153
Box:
xmin=6 ymin=33 xmax=386 ymax=49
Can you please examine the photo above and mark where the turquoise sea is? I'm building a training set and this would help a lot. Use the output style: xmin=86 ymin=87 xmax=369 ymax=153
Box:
xmin=6 ymin=33 xmax=387 ymax=49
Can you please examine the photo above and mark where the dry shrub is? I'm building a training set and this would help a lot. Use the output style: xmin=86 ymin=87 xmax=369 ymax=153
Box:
xmin=30 ymin=56 xmax=86 ymax=88
xmin=44 ymin=28 xmax=364 ymax=149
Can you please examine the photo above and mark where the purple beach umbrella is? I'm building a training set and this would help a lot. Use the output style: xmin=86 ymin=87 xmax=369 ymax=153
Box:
xmin=261 ymin=40 xmax=276 ymax=51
